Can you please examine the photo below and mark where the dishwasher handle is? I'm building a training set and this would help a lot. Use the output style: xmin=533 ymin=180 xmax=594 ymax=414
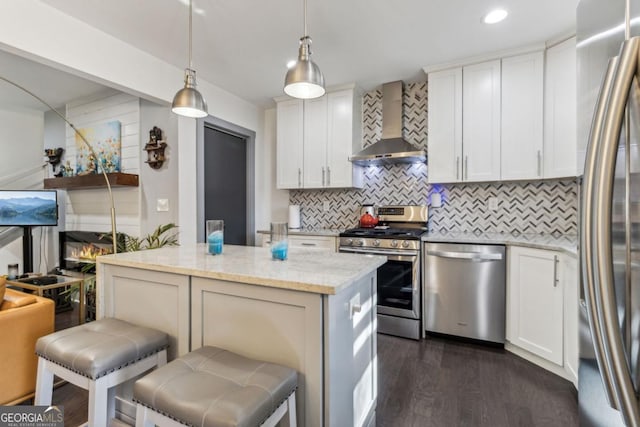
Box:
xmin=427 ymin=249 xmax=503 ymax=261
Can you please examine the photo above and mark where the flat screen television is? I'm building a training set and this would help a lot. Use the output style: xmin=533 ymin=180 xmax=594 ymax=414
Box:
xmin=0 ymin=190 xmax=58 ymax=226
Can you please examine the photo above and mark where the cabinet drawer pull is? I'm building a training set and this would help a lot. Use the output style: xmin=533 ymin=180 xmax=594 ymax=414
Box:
xmin=464 ymin=156 xmax=468 ymax=180
xmin=301 ymin=242 xmax=317 ymax=247
xmin=537 ymin=150 xmax=542 ymax=177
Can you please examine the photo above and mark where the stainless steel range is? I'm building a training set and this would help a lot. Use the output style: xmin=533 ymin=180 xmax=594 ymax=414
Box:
xmin=339 ymin=205 xmax=427 ymax=340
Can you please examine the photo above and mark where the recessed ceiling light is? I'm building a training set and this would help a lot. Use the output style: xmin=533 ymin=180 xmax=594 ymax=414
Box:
xmin=483 ymin=9 xmax=508 ymax=24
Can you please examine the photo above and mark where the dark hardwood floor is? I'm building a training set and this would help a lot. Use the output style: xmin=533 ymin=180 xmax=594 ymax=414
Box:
xmin=47 ymin=306 xmax=578 ymax=426
xmin=376 ymin=333 xmax=578 ymax=427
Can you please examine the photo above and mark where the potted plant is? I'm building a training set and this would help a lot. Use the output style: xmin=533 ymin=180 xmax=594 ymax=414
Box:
xmin=65 ymin=223 xmax=179 ymax=321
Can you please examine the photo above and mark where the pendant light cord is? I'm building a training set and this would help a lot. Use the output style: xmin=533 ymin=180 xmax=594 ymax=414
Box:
xmin=303 ymin=0 xmax=308 ymax=37
xmin=189 ymin=0 xmax=193 ymax=69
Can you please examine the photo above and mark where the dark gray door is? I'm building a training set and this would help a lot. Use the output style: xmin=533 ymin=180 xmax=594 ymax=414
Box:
xmin=204 ymin=126 xmax=247 ymax=245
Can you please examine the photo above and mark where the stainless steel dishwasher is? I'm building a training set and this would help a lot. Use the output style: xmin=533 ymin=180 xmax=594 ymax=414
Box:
xmin=423 ymin=242 xmax=506 ymax=343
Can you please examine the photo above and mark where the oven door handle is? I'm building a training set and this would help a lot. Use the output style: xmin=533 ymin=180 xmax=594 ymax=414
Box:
xmin=427 ymin=249 xmax=503 ymax=261
xmin=339 ymin=247 xmax=418 ymax=257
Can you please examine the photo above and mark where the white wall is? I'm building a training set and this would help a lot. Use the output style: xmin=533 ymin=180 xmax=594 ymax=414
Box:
xmin=139 ymin=99 xmax=179 ymax=236
xmin=256 ymin=108 xmax=289 ymax=235
xmin=0 ymin=1 xmax=263 ymax=245
xmin=0 ymin=108 xmax=45 ymax=188
xmin=0 ymin=107 xmax=47 ymax=275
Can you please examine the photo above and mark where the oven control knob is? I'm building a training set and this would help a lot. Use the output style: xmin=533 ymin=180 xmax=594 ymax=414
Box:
xmin=391 ymin=239 xmax=399 ymax=248
xmin=346 ymin=238 xmax=353 ymax=246
xmin=402 ymin=240 xmax=410 ymax=248
xmin=373 ymin=239 xmax=381 ymax=247
xmin=357 ymin=239 xmax=364 ymax=246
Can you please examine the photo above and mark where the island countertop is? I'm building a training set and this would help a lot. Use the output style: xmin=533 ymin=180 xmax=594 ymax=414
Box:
xmin=97 ymin=243 xmax=386 ymax=295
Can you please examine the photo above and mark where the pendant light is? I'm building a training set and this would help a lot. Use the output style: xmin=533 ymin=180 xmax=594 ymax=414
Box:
xmin=172 ymin=0 xmax=208 ymax=118
xmin=283 ymin=0 xmax=325 ymax=99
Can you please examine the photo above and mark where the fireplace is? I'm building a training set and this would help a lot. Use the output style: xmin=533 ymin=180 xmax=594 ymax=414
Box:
xmin=59 ymin=231 xmax=116 ymax=272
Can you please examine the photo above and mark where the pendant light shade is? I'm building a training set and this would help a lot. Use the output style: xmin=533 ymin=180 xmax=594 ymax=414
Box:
xmin=172 ymin=0 xmax=208 ymax=118
xmin=172 ymin=68 xmax=208 ymax=118
xmin=283 ymin=0 xmax=325 ymax=99
xmin=284 ymin=36 xmax=325 ymax=99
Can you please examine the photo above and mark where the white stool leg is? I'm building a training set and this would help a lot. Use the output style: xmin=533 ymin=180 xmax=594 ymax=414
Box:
xmin=288 ymin=392 xmax=297 ymax=427
xmin=34 ymin=358 xmax=54 ymax=406
xmin=157 ymin=349 xmax=167 ymax=367
xmin=107 ymin=386 xmax=117 ymax=421
xmin=135 ymin=404 xmax=155 ymax=427
xmin=88 ymin=376 xmax=109 ymax=427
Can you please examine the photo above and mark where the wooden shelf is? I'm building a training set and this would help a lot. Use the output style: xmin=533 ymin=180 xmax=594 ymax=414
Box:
xmin=44 ymin=172 xmax=139 ymax=190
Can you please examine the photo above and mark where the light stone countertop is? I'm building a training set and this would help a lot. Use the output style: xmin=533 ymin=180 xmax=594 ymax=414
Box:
xmin=257 ymin=228 xmax=342 ymax=237
xmin=422 ymin=231 xmax=578 ymax=256
xmin=97 ymin=244 xmax=386 ymax=295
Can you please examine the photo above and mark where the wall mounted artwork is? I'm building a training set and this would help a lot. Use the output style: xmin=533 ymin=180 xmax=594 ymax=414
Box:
xmin=75 ymin=120 xmax=122 ymax=175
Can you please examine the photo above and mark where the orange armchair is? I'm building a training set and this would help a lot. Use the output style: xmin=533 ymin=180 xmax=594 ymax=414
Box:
xmin=0 ymin=279 xmax=55 ymax=405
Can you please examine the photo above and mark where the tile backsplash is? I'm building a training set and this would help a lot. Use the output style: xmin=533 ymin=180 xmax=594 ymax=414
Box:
xmin=289 ymin=82 xmax=579 ymax=235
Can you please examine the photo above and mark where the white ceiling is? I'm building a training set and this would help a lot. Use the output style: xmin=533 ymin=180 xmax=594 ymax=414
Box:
xmin=10 ymin=0 xmax=579 ymax=109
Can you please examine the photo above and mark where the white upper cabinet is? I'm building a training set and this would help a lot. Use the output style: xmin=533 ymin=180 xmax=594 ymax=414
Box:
xmin=327 ymin=89 xmax=362 ymax=188
xmin=427 ymin=67 xmax=463 ymax=183
xmin=303 ymin=96 xmax=328 ymax=189
xmin=427 ymin=60 xmax=500 ymax=183
xmin=544 ymin=37 xmax=577 ymax=178
xmin=501 ymin=52 xmax=544 ymax=180
xmin=463 ymin=60 xmax=502 ymax=182
xmin=276 ymin=99 xmax=304 ymax=189
xmin=276 ymin=86 xmax=363 ymax=190
xmin=427 ymin=41 xmax=578 ymax=184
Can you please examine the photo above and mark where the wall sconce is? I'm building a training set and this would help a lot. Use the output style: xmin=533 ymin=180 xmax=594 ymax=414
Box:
xmin=144 ymin=126 xmax=167 ymax=169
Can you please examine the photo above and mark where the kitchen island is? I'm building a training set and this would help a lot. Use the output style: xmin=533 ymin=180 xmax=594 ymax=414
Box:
xmin=96 ymin=244 xmax=386 ymax=427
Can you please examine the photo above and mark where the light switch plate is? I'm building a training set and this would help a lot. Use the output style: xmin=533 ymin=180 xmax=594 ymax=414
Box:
xmin=156 ymin=198 xmax=169 ymax=212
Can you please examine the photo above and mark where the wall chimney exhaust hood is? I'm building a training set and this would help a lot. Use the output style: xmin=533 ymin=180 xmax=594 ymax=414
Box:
xmin=350 ymin=81 xmax=426 ymax=166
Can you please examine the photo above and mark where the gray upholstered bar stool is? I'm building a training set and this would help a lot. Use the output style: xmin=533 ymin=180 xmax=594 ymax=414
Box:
xmin=133 ymin=346 xmax=298 ymax=427
xmin=35 ymin=317 xmax=169 ymax=427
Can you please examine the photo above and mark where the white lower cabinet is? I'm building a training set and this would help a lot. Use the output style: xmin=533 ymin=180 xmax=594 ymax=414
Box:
xmin=562 ymin=254 xmax=579 ymax=385
xmin=507 ymin=246 xmax=564 ymax=365
xmin=506 ymin=246 xmax=578 ymax=385
xmin=260 ymin=233 xmax=337 ymax=252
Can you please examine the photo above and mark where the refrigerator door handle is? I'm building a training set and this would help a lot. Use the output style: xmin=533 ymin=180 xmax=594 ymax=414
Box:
xmin=592 ymin=37 xmax=640 ymax=426
xmin=582 ymin=55 xmax=620 ymax=410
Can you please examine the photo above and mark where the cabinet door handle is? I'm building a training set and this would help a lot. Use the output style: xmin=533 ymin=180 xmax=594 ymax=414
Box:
xmin=322 ymin=167 xmax=325 ymax=186
xmin=537 ymin=150 xmax=542 ymax=177
xmin=456 ymin=157 xmax=460 ymax=180
xmin=327 ymin=166 xmax=331 ymax=186
xmin=298 ymin=168 xmax=302 ymax=188
xmin=464 ymin=156 xmax=468 ymax=180
xmin=553 ymin=255 xmax=559 ymax=287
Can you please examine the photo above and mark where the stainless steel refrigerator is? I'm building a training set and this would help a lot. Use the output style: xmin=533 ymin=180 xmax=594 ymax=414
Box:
xmin=579 ymin=0 xmax=640 ymax=425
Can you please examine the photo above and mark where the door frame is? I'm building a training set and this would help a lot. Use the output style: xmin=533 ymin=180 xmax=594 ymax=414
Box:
xmin=196 ymin=116 xmax=256 ymax=246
